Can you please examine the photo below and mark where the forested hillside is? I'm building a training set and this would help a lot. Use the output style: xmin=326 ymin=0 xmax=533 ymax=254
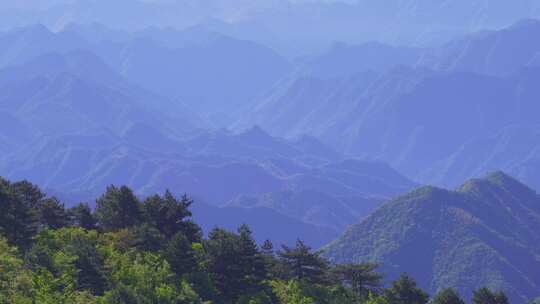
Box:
xmin=324 ymin=172 xmax=540 ymax=303
xmin=0 ymin=176 xmax=516 ymax=303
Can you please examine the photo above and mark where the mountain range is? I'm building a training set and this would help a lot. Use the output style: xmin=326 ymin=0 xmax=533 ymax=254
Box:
xmin=2 ymin=0 xmax=540 ymax=55
xmin=324 ymin=171 xmax=540 ymax=303
xmin=0 ymin=23 xmax=292 ymax=122
xmin=237 ymin=19 xmax=540 ymax=191
xmin=0 ymin=48 xmax=418 ymax=248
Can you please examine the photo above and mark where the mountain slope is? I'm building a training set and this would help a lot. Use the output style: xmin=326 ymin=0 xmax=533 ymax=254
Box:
xmin=0 ymin=50 xmax=201 ymax=141
xmin=241 ymin=57 xmax=540 ymax=189
xmin=96 ymin=29 xmax=291 ymax=115
xmin=324 ymin=172 xmax=540 ymax=303
xmin=0 ymin=123 xmax=414 ymax=247
xmin=192 ymin=201 xmax=338 ymax=248
xmin=421 ymin=19 xmax=540 ymax=76
xmin=419 ymin=124 xmax=540 ymax=190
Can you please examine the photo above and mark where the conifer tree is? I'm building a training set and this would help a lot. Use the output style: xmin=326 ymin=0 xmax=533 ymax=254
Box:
xmin=472 ymin=287 xmax=509 ymax=304
xmin=95 ymin=185 xmax=142 ymax=231
xmin=384 ymin=274 xmax=429 ymax=304
xmin=38 ymin=197 xmax=69 ymax=230
xmin=68 ymin=203 xmax=97 ymax=230
xmin=277 ymin=239 xmax=329 ymax=284
xmin=432 ymin=288 xmax=465 ymax=304
xmin=0 ymin=181 xmax=39 ymax=249
xmin=142 ymin=191 xmax=194 ymax=237
xmin=163 ymin=232 xmax=198 ymax=276
xmin=332 ymin=263 xmax=382 ymax=299
xmin=237 ymin=224 xmax=267 ymax=293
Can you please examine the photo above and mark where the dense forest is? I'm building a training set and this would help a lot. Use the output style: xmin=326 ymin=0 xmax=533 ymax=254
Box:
xmin=0 ymin=176 xmax=515 ymax=304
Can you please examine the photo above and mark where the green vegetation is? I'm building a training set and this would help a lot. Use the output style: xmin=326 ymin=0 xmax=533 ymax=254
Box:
xmin=323 ymin=171 xmax=540 ymax=303
xmin=0 ymin=176 xmax=511 ymax=303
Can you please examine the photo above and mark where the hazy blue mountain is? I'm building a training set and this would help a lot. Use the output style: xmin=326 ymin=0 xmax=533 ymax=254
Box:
xmin=420 ymin=124 xmax=540 ymax=191
xmin=196 ymin=0 xmax=540 ymax=55
xmin=241 ymin=49 xmax=540 ymax=189
xmin=324 ymin=172 xmax=540 ymax=303
xmin=227 ymin=189 xmax=381 ymax=232
xmin=296 ymin=42 xmax=421 ymax=78
xmin=0 ymin=24 xmax=291 ymax=121
xmin=421 ymin=19 xmax=540 ymax=76
xmin=0 ymin=111 xmax=414 ymax=247
xmin=0 ymin=24 xmax=88 ymax=67
xmin=0 ymin=51 xmax=200 ymax=140
xmin=3 ymin=125 xmax=413 ymax=205
xmin=235 ymin=71 xmax=380 ymax=139
xmin=2 ymin=1 xmax=540 ymax=56
xmin=192 ymin=201 xmax=338 ymax=248
xmin=93 ymin=29 xmax=291 ymax=115
xmin=288 ymin=18 xmax=540 ymax=79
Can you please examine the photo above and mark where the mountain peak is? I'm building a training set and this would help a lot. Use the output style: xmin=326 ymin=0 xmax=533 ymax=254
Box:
xmin=237 ymin=125 xmax=272 ymax=141
xmin=458 ymin=171 xmax=536 ymax=199
xmin=484 ymin=170 xmax=518 ymax=184
xmin=324 ymin=173 xmax=540 ymax=303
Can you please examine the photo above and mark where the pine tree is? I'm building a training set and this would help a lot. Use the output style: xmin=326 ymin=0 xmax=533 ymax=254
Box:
xmin=128 ymin=223 xmax=165 ymax=252
xmin=164 ymin=232 xmax=198 ymax=276
xmin=205 ymin=228 xmax=243 ymax=302
xmin=332 ymin=263 xmax=382 ymax=298
xmin=95 ymin=185 xmax=142 ymax=231
xmin=432 ymin=288 xmax=465 ymax=304
xmin=237 ymin=225 xmax=267 ymax=294
xmin=38 ymin=197 xmax=69 ymax=230
xmin=384 ymin=274 xmax=429 ymax=304
xmin=68 ymin=203 xmax=97 ymax=230
xmin=472 ymin=287 xmax=509 ymax=304
xmin=261 ymin=239 xmax=274 ymax=256
xmin=11 ymin=180 xmax=46 ymax=209
xmin=277 ymin=239 xmax=329 ymax=284
xmin=0 ymin=181 xmax=39 ymax=249
xmin=205 ymin=226 xmax=268 ymax=302
xmin=142 ymin=191 xmax=200 ymax=241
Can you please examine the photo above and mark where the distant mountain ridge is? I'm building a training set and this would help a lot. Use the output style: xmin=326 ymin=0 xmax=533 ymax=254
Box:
xmin=324 ymin=172 xmax=540 ymax=303
xmin=237 ymin=20 xmax=540 ymax=191
xmin=0 ymin=23 xmax=292 ymax=122
xmin=2 ymin=0 xmax=540 ymax=55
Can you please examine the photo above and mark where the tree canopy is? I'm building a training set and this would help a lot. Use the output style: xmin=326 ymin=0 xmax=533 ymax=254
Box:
xmin=0 ymin=177 xmax=516 ymax=304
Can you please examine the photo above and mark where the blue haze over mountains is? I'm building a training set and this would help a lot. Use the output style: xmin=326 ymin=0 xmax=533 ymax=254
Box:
xmin=2 ymin=2 xmax=540 ymax=301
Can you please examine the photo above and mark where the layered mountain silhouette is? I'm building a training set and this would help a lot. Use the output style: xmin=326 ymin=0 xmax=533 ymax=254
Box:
xmin=3 ymin=0 xmax=540 ymax=55
xmin=324 ymin=172 xmax=540 ymax=303
xmin=2 ymin=128 xmax=414 ymax=247
xmin=0 ymin=24 xmax=291 ymax=122
xmin=238 ymin=20 xmax=540 ymax=191
xmin=0 ymin=51 xmax=200 ymax=143
xmin=421 ymin=19 xmax=540 ymax=76
xmin=0 ymin=50 xmax=414 ymax=246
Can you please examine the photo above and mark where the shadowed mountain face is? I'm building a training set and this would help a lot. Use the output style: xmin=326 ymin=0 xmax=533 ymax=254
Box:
xmin=323 ymin=172 xmax=540 ymax=303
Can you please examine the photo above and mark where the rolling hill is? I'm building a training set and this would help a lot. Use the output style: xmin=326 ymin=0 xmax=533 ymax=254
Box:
xmin=324 ymin=172 xmax=540 ymax=303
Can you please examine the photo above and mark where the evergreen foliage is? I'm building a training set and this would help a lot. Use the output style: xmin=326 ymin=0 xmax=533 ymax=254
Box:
xmin=0 ymin=177 xmax=517 ymax=303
